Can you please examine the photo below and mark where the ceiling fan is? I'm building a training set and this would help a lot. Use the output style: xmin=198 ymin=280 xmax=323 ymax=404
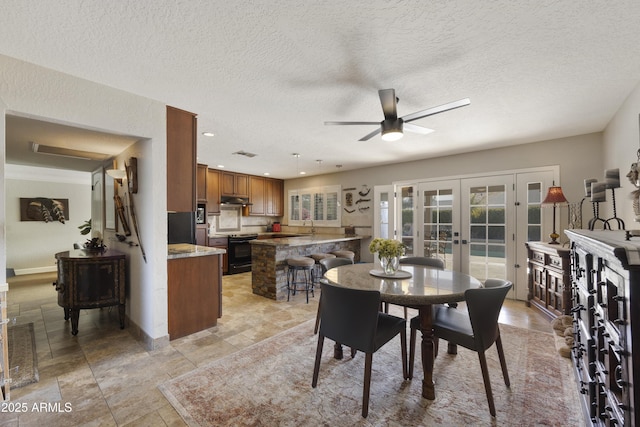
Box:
xmin=324 ymin=89 xmax=470 ymax=141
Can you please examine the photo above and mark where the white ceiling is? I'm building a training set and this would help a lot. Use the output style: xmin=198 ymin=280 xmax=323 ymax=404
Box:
xmin=2 ymin=1 xmax=640 ymax=178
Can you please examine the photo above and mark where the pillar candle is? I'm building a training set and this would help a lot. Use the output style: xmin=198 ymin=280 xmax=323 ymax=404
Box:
xmin=605 ymin=168 xmax=621 ymax=189
xmin=591 ymin=182 xmax=607 ymax=202
xmin=584 ymin=178 xmax=597 ymax=197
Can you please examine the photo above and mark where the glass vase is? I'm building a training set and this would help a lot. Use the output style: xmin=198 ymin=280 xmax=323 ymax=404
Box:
xmin=380 ymin=256 xmax=399 ymax=275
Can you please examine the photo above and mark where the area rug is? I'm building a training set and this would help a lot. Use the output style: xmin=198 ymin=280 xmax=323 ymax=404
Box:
xmin=7 ymin=322 xmax=39 ymax=389
xmin=159 ymin=320 xmax=583 ymax=426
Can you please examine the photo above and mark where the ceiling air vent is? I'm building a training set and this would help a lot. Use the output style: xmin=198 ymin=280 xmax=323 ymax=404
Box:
xmin=232 ymin=150 xmax=257 ymax=158
xmin=31 ymin=142 xmax=111 ymax=161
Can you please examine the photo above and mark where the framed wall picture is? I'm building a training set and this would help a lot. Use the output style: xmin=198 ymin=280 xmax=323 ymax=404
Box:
xmin=20 ymin=197 xmax=69 ymax=223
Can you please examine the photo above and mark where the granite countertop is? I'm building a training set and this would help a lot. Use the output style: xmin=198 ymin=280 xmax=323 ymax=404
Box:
xmin=250 ymin=233 xmax=367 ymax=247
xmin=168 ymin=243 xmax=226 ymax=260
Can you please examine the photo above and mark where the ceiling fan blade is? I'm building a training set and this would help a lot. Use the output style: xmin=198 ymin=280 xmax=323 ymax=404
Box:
xmin=324 ymin=121 xmax=379 ymax=126
xmin=378 ymin=89 xmax=398 ymax=120
xmin=359 ymin=127 xmax=382 ymax=141
xmin=402 ymin=98 xmax=470 ymax=123
xmin=404 ymin=123 xmax=434 ymax=135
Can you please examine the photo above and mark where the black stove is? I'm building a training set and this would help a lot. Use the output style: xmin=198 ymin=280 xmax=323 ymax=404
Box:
xmin=227 ymin=234 xmax=258 ymax=274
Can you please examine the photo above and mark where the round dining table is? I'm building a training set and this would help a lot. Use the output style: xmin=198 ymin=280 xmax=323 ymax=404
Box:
xmin=323 ymin=262 xmax=482 ymax=400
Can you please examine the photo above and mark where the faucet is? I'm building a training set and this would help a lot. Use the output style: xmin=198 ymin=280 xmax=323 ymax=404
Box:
xmin=304 ymin=220 xmax=316 ymax=234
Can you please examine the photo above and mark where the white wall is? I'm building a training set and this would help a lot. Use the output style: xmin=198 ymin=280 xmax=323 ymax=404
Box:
xmin=5 ymin=165 xmax=91 ymax=273
xmin=0 ymin=54 xmax=169 ymax=344
xmin=603 ymin=80 xmax=640 ymax=227
xmin=285 ymin=132 xmax=603 ymax=232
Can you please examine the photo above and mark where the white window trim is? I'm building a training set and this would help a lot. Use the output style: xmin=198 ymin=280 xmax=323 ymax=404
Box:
xmin=288 ymin=185 xmax=342 ymax=227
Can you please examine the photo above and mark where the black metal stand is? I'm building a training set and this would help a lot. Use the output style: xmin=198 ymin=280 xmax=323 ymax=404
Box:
xmin=588 ymin=202 xmax=609 ymax=230
xmin=604 ymin=188 xmax=625 ymax=230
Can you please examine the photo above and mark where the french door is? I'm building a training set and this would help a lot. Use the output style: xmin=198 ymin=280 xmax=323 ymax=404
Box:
xmin=389 ymin=169 xmax=556 ymax=300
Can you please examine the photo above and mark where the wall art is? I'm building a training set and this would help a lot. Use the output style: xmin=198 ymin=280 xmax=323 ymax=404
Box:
xmin=20 ymin=197 xmax=69 ymax=223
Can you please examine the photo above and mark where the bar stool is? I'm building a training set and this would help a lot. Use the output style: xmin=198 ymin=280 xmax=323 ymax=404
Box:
xmin=286 ymin=256 xmax=316 ymax=303
xmin=330 ymin=250 xmax=355 ymax=263
xmin=310 ymin=253 xmax=335 ymax=284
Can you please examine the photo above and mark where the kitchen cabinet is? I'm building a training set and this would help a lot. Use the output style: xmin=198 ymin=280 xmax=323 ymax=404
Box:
xmin=206 ymin=168 xmax=221 ymax=214
xmin=196 ymin=225 xmax=208 ymax=246
xmin=265 ymin=178 xmax=284 ymax=216
xmin=566 ymin=230 xmax=640 ymax=426
xmin=249 ymin=175 xmax=266 ymax=216
xmin=196 ymin=163 xmax=207 ymax=202
xmin=209 ymin=236 xmax=228 ymax=274
xmin=221 ymin=171 xmax=248 ymax=197
xmin=166 ymin=106 xmax=197 ymax=212
xmin=525 ymin=241 xmax=571 ymax=319
xmin=168 ymin=252 xmax=222 ymax=339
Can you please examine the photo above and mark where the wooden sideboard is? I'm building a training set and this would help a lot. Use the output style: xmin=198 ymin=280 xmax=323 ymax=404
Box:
xmin=566 ymin=230 xmax=639 ymax=426
xmin=525 ymin=241 xmax=571 ymax=319
xmin=54 ymin=249 xmax=127 ymax=335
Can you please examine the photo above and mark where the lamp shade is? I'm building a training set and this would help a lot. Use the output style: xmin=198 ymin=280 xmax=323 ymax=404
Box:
xmin=542 ymin=186 xmax=568 ymax=205
xmin=106 ymin=169 xmax=126 ymax=180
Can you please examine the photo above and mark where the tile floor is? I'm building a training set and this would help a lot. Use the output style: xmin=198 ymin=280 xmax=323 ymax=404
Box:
xmin=1 ymin=271 xmax=551 ymax=426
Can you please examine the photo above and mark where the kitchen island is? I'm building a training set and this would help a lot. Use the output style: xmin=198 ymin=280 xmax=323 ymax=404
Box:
xmin=250 ymin=234 xmax=367 ymax=300
xmin=168 ymin=244 xmax=226 ymax=339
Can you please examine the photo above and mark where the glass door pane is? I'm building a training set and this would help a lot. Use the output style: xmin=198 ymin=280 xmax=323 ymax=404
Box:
xmin=418 ymin=180 xmax=460 ymax=270
xmin=461 ymin=176 xmax=514 ymax=283
xmin=397 ymin=185 xmax=416 ymax=256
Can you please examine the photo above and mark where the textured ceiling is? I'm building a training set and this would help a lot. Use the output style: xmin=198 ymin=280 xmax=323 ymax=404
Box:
xmin=2 ymin=1 xmax=640 ymax=178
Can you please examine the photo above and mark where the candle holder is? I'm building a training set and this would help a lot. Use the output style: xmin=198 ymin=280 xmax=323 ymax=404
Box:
xmin=588 ymin=201 xmax=608 ymax=230
xmin=604 ymin=187 xmax=625 ymax=230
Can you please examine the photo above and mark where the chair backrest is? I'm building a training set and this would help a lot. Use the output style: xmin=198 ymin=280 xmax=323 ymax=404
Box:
xmin=318 ymin=282 xmax=381 ymax=353
xmin=464 ymin=280 xmax=512 ymax=352
xmin=319 ymin=257 xmax=353 ymax=274
xmin=398 ymin=256 xmax=445 ymax=270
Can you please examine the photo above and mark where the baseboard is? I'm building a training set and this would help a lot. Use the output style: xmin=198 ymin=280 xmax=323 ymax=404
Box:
xmin=13 ymin=266 xmax=57 ymax=275
xmin=126 ymin=315 xmax=170 ymax=351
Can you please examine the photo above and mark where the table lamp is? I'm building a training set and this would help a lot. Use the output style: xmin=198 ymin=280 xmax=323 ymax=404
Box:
xmin=542 ymin=184 xmax=568 ymax=244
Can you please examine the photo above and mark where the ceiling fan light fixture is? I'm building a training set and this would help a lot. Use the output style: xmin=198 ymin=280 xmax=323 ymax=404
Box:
xmin=381 ymin=119 xmax=403 ymax=141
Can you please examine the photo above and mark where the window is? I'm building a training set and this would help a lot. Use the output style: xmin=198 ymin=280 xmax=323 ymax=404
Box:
xmin=289 ymin=185 xmax=341 ymax=226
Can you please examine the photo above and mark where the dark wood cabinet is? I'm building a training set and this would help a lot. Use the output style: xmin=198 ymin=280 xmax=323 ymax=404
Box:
xmin=168 ymin=253 xmax=222 ymax=340
xmin=265 ymin=177 xmax=283 ymax=216
xmin=208 ymin=237 xmax=228 ymax=274
xmin=525 ymin=241 xmax=571 ymax=319
xmin=249 ymin=175 xmax=265 ymax=216
xmin=206 ymin=168 xmax=221 ymax=214
xmin=196 ymin=225 xmax=208 ymax=246
xmin=54 ymin=249 xmax=127 ymax=335
xmin=196 ymin=163 xmax=207 ymax=202
xmin=166 ymin=106 xmax=197 ymax=212
xmin=566 ymin=230 xmax=639 ymax=427
xmin=221 ymin=172 xmax=248 ymax=197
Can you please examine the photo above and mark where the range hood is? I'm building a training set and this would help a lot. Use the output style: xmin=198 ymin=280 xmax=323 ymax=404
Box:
xmin=220 ymin=196 xmax=252 ymax=206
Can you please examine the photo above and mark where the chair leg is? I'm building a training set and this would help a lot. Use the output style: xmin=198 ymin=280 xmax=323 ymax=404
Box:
xmin=408 ymin=324 xmax=417 ymax=380
xmin=400 ymin=328 xmax=408 ymax=380
xmin=495 ymin=333 xmax=510 ymax=387
xmin=477 ymin=350 xmax=496 ymax=417
xmin=312 ymin=335 xmax=325 ymax=388
xmin=362 ymin=352 xmax=373 ymax=418
xmin=313 ymin=296 xmax=322 ymax=334
xmin=403 ymin=306 xmax=408 ymax=319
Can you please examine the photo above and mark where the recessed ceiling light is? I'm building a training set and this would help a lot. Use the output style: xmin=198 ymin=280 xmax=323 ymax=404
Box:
xmin=300 ymin=171 xmax=306 ymax=175
xmin=217 ymin=165 xmax=225 ymax=168
xmin=202 ymin=132 xmax=215 ymax=137
xmin=263 ymin=172 xmax=270 ymax=176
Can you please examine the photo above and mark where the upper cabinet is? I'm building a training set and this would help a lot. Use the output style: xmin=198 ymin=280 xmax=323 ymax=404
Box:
xmin=196 ymin=163 xmax=207 ymax=202
xmin=221 ymin=172 xmax=248 ymax=197
xmin=206 ymin=168 xmax=221 ymax=214
xmin=167 ymin=106 xmax=197 ymax=212
xmin=249 ymin=176 xmax=266 ymax=216
xmin=265 ymin=178 xmax=283 ymax=217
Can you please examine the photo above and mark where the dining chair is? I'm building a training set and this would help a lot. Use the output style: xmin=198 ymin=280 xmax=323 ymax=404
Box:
xmin=312 ymin=281 xmax=407 ymax=418
xmin=313 ymin=257 xmax=355 ymax=334
xmin=408 ymin=279 xmax=512 ymax=416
